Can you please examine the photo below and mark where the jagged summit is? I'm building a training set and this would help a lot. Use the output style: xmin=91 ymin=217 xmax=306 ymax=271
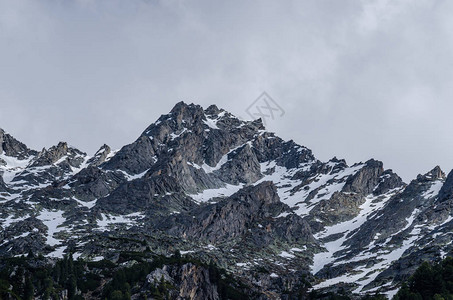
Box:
xmin=417 ymin=165 xmax=446 ymax=181
xmin=87 ymin=144 xmax=111 ymax=166
xmin=30 ymin=142 xmax=84 ymax=167
xmin=142 ymin=101 xmax=263 ymax=137
xmin=205 ymin=104 xmax=222 ymax=115
xmin=0 ymin=127 xmax=37 ymax=159
xmin=1 ymin=102 xmax=453 ymax=298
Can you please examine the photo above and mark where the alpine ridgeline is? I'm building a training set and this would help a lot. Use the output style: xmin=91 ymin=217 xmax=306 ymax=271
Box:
xmin=1 ymin=102 xmax=452 ymax=298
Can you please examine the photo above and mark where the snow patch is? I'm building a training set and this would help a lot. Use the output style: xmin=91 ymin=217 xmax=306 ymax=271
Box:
xmin=96 ymin=212 xmax=144 ymax=231
xmin=118 ymin=169 xmax=148 ymax=181
xmin=256 ymin=161 xmax=364 ymax=217
xmin=190 ymin=184 xmax=244 ymax=203
xmin=73 ymin=197 xmax=97 ymax=209
xmin=312 ymin=190 xmax=397 ymax=274
xmin=37 ymin=209 xmax=68 ymax=247
xmin=0 ymin=154 xmax=33 ymax=183
xmin=422 ymin=180 xmax=444 ymax=199
xmin=203 ymin=117 xmax=219 ymax=129
xmin=279 ymin=251 xmax=295 ymax=259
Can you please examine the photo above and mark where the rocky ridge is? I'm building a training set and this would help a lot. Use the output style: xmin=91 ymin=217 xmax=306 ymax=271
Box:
xmin=0 ymin=102 xmax=452 ymax=298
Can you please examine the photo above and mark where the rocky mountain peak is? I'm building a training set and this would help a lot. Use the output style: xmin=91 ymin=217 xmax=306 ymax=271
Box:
xmin=417 ymin=165 xmax=445 ymax=181
xmin=32 ymin=142 xmax=69 ymax=166
xmin=342 ymin=159 xmax=385 ymax=195
xmin=237 ymin=180 xmax=280 ymax=205
xmin=339 ymin=159 xmax=405 ymax=196
xmin=170 ymin=101 xmax=201 ymax=114
xmin=330 ymin=156 xmax=346 ymax=164
xmin=0 ymin=128 xmax=36 ymax=159
xmin=141 ymin=102 xmax=206 ymax=140
xmin=204 ymin=104 xmax=222 ymax=115
xmin=168 ymin=101 xmax=205 ymax=126
xmin=87 ymin=144 xmax=111 ymax=166
xmin=30 ymin=141 xmax=86 ymax=168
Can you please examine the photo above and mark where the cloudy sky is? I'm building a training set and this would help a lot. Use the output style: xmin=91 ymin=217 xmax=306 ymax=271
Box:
xmin=1 ymin=0 xmax=452 ymax=181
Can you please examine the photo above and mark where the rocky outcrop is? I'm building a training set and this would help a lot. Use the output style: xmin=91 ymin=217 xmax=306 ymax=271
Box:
xmin=103 ymin=102 xmax=266 ymax=193
xmin=0 ymin=217 xmax=47 ymax=257
xmin=145 ymin=263 xmax=225 ymax=300
xmin=70 ymin=166 xmax=124 ymax=201
xmin=160 ymin=182 xmax=313 ymax=246
xmin=312 ymin=166 xmax=448 ymax=292
xmin=102 ymin=135 xmax=156 ymax=175
xmin=342 ymin=159 xmax=384 ymax=195
xmin=252 ymin=133 xmax=315 ymax=168
xmin=217 ymin=144 xmax=262 ymax=185
xmin=177 ymin=263 xmax=219 ymax=300
xmin=439 ymin=169 xmax=453 ymax=202
xmin=9 ymin=143 xmax=86 ymax=187
xmin=96 ymin=174 xmax=197 ymax=214
xmin=0 ymin=128 xmax=37 ymax=159
xmin=0 ymin=176 xmax=8 ymax=192
xmin=342 ymin=167 xmax=440 ymax=254
xmin=30 ymin=142 xmax=84 ymax=167
xmin=310 ymin=192 xmax=364 ymax=226
xmin=87 ymin=144 xmax=111 ymax=166
xmin=373 ymin=169 xmax=405 ymax=195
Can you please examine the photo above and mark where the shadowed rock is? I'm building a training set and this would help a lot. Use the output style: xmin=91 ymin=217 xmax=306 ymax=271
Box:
xmin=342 ymin=159 xmax=384 ymax=195
xmin=0 ymin=128 xmax=37 ymax=159
xmin=439 ymin=169 xmax=453 ymax=202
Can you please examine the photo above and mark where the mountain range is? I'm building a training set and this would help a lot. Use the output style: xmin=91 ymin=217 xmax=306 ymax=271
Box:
xmin=1 ymin=102 xmax=452 ymax=299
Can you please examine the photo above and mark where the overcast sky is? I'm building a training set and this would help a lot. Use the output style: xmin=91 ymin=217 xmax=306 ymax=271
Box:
xmin=1 ymin=0 xmax=452 ymax=182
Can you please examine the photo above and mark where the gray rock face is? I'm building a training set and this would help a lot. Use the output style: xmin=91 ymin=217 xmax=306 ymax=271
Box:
xmin=0 ymin=176 xmax=8 ymax=192
xmin=0 ymin=128 xmax=37 ymax=159
xmin=4 ymin=142 xmax=88 ymax=188
xmin=342 ymin=159 xmax=384 ymax=195
xmin=439 ymin=169 xmax=453 ymax=202
xmin=102 ymin=135 xmax=156 ymax=175
xmin=31 ymin=142 xmax=84 ymax=167
xmin=103 ymin=102 xmax=267 ymax=194
xmin=217 ymin=144 xmax=262 ymax=185
xmin=373 ymin=169 xmax=405 ymax=195
xmin=0 ymin=217 xmax=47 ymax=256
xmin=311 ymin=166 xmax=453 ymax=295
xmin=146 ymin=263 xmax=220 ymax=300
xmin=176 ymin=263 xmax=220 ymax=300
xmin=147 ymin=266 xmax=174 ymax=285
xmin=310 ymin=192 xmax=364 ymax=226
xmin=157 ymin=181 xmax=315 ymax=272
xmin=96 ymin=174 xmax=197 ymax=214
xmin=87 ymin=144 xmax=111 ymax=166
xmin=161 ymin=181 xmax=284 ymax=242
xmin=252 ymin=133 xmax=315 ymax=168
xmin=347 ymin=169 xmax=439 ymax=253
xmin=70 ymin=166 xmax=123 ymax=201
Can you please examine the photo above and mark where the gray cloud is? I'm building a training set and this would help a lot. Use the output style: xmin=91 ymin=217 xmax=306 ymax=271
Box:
xmin=0 ymin=0 xmax=452 ymax=181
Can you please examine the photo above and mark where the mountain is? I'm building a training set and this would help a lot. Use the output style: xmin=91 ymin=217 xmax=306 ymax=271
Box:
xmin=0 ymin=101 xmax=452 ymax=299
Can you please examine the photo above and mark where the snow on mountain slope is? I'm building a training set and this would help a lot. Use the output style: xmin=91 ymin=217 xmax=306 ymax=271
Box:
xmin=0 ymin=154 xmax=34 ymax=184
xmin=312 ymin=189 xmax=402 ymax=288
xmin=256 ymin=160 xmax=365 ymax=216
